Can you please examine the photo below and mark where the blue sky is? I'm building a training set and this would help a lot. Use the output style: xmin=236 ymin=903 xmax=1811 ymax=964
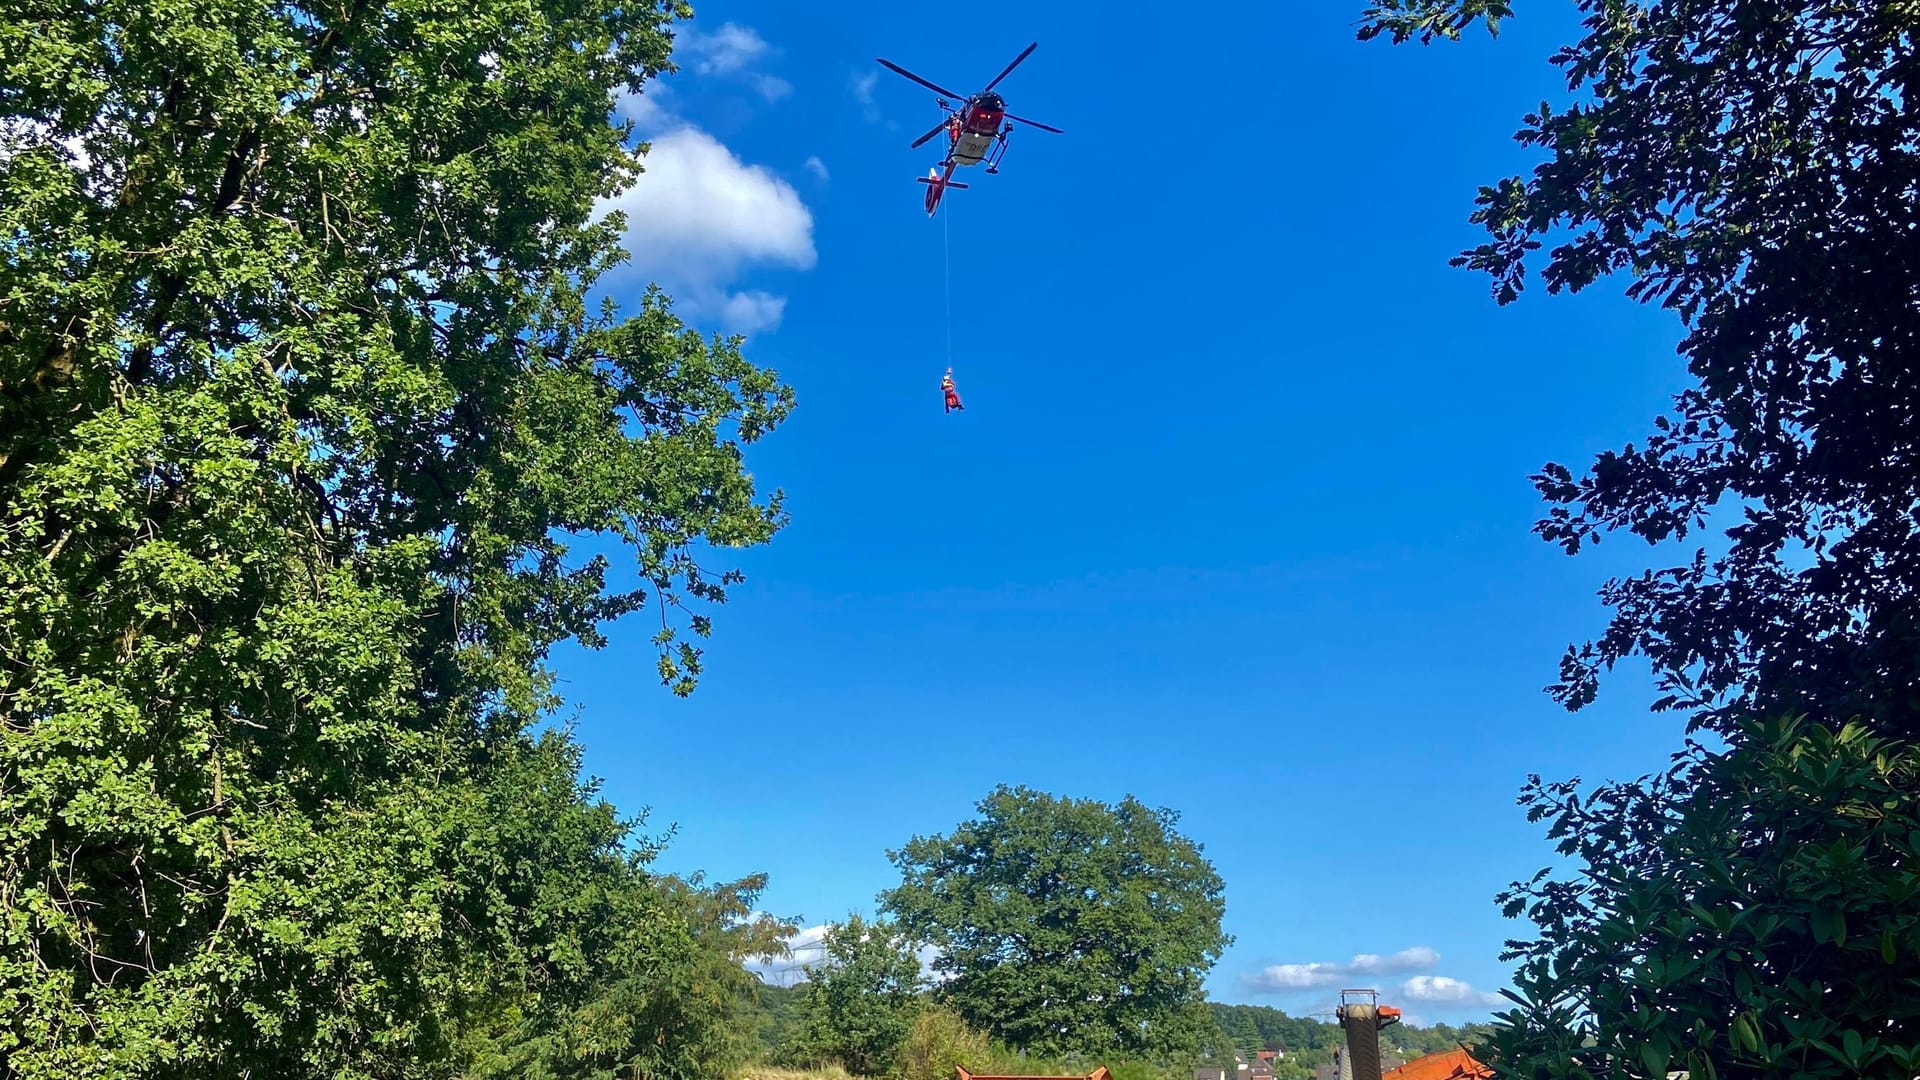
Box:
xmin=552 ymin=1 xmax=1705 ymax=1026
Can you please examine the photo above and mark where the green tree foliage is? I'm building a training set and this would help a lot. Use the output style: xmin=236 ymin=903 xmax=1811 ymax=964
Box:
xmin=1210 ymin=1003 xmax=1343 ymax=1060
xmin=1485 ymin=718 xmax=1920 ymax=1078
xmin=744 ymin=981 xmax=808 ymax=1064
xmin=1360 ymin=0 xmax=1920 ymax=742
xmin=461 ymin=868 xmax=796 ymax=1080
xmin=1390 ymin=1021 xmax=1496 ymax=1061
xmin=1361 ymin=1 xmax=1920 ymax=1072
xmin=0 ymin=0 xmax=791 ymax=1073
xmin=881 ymin=785 xmax=1231 ymax=1061
xmin=783 ymin=915 xmax=928 ymax=1076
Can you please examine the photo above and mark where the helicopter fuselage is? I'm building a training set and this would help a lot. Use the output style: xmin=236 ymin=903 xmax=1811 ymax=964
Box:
xmin=948 ymin=93 xmax=1007 ymax=167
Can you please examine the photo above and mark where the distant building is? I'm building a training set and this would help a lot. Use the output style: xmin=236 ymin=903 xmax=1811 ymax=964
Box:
xmin=1196 ymin=1068 xmax=1229 ymax=1080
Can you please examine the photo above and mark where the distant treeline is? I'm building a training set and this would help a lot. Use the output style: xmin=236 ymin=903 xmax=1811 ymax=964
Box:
xmin=741 ymin=984 xmax=1490 ymax=1072
xmin=1209 ymin=1002 xmax=1491 ymax=1064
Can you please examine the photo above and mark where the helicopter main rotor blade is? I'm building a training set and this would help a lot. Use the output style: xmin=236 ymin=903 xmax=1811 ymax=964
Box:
xmin=1006 ymin=112 xmax=1062 ymax=134
xmin=876 ymin=58 xmax=965 ymax=102
xmin=981 ymin=42 xmax=1038 ymax=93
xmin=909 ymin=117 xmax=949 ymax=149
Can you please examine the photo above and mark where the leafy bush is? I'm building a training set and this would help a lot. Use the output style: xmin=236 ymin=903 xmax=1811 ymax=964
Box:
xmin=781 ymin=916 xmax=927 ymax=1076
xmin=897 ymin=1006 xmax=993 ymax=1080
xmin=1486 ymin=717 xmax=1920 ymax=1079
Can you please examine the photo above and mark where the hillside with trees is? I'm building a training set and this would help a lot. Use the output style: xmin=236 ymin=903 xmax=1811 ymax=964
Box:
xmin=1210 ymin=1003 xmax=1490 ymax=1071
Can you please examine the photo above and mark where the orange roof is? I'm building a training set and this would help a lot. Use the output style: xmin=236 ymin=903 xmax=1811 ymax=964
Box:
xmin=1379 ymin=1049 xmax=1492 ymax=1080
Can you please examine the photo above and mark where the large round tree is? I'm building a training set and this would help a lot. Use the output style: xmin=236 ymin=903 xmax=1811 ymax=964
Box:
xmin=0 ymin=0 xmax=791 ymax=1074
xmin=881 ymin=785 xmax=1230 ymax=1061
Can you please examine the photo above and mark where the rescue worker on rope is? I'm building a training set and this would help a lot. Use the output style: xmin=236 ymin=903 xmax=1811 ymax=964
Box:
xmin=942 ymin=368 xmax=965 ymax=413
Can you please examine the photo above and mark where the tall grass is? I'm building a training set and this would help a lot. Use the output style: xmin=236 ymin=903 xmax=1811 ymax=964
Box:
xmin=742 ymin=1067 xmax=858 ymax=1080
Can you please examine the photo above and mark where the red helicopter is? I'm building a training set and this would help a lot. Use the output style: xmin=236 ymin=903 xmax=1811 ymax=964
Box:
xmin=875 ymin=42 xmax=1063 ymax=216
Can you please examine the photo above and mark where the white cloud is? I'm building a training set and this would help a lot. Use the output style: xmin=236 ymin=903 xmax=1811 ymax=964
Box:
xmin=1351 ymin=946 xmax=1441 ymax=974
xmin=674 ymin=22 xmax=790 ymax=103
xmin=611 ymin=127 xmax=814 ymax=273
xmin=598 ymin=125 xmax=816 ymax=334
xmin=718 ymin=290 xmax=788 ymax=334
xmin=752 ymin=74 xmax=794 ymax=102
xmin=803 ymin=155 xmax=829 ymax=181
xmin=1401 ymin=975 xmax=1504 ymax=1007
xmin=618 ymin=86 xmax=674 ymax=136
xmin=678 ymin=22 xmax=770 ymax=75
xmin=852 ymin=70 xmax=895 ymax=128
xmin=1240 ymin=946 xmax=1441 ymax=993
xmin=1244 ymin=964 xmax=1340 ymax=990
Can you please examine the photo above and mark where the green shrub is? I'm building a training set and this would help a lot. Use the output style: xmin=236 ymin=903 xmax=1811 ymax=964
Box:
xmin=897 ymin=1006 xmax=992 ymax=1080
xmin=1106 ymin=1062 xmax=1178 ymax=1080
xmin=779 ymin=916 xmax=926 ymax=1076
